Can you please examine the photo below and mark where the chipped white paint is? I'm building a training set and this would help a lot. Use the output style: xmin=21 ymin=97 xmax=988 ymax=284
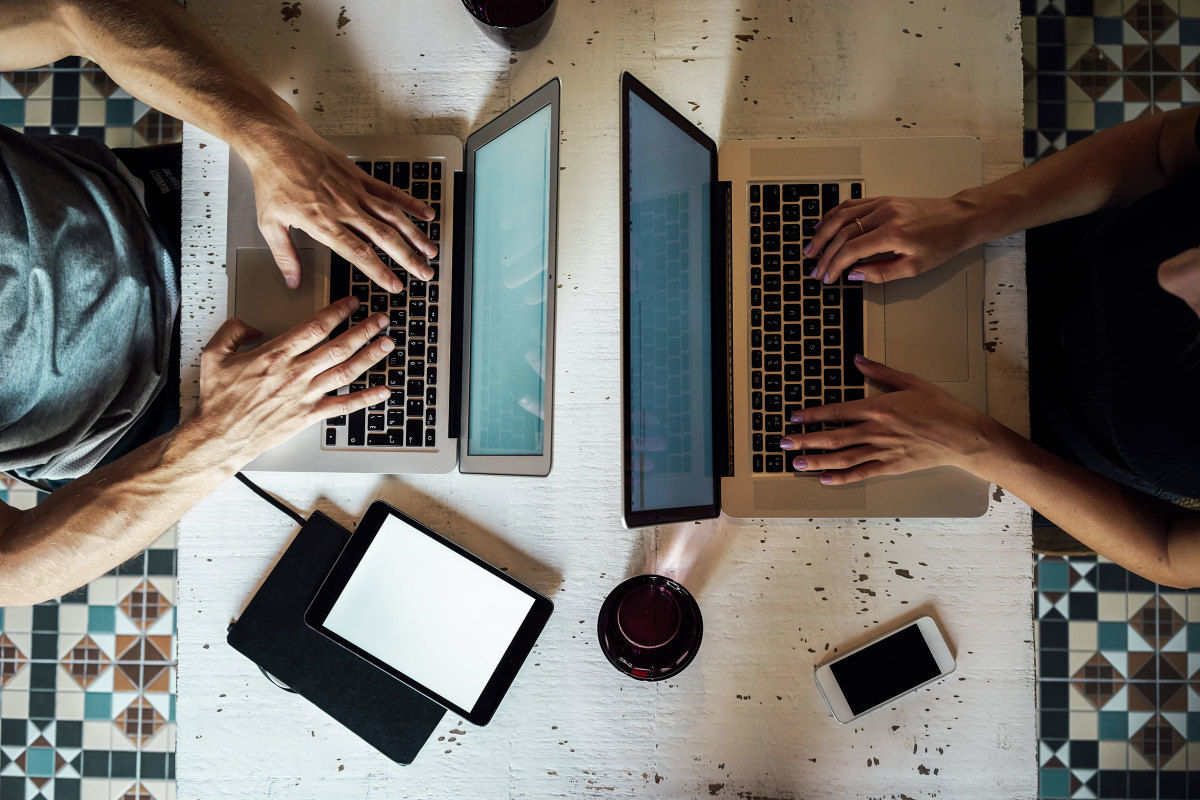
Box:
xmin=178 ymin=1 xmax=1033 ymax=797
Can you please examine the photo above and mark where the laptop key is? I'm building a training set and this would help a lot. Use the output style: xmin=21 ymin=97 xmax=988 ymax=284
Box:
xmin=751 ymin=308 xmax=762 ymax=327
xmin=407 ymin=379 xmax=423 ymax=396
xmin=425 ymin=428 xmax=436 ymax=447
xmin=845 ymin=388 xmax=865 ymax=402
xmin=753 ymin=454 xmax=764 ymax=472
xmin=763 ymin=234 xmax=781 ymax=252
xmin=753 ymin=433 xmax=764 ymax=451
xmin=426 ymin=346 xmax=437 ymax=365
xmin=750 ymin=227 xmax=761 ymax=245
xmin=750 ymin=206 xmax=761 ymax=224
xmin=824 ymin=329 xmax=841 ymax=347
xmin=409 ymin=299 xmax=427 ymax=317
xmin=752 ymin=371 xmax=762 ymax=390
xmin=784 ymin=344 xmax=804 ymax=361
xmin=764 ymin=294 xmax=781 ymax=312
xmin=784 ymin=364 xmax=802 ymax=382
xmin=782 ymin=224 xmax=801 ymax=242
xmin=764 ymin=274 xmax=782 ymax=292
xmin=803 ymin=318 xmax=820 ymax=336
xmin=783 ymin=303 xmax=801 ymax=322
xmin=408 ymin=319 xmax=426 ymax=338
xmin=762 ymin=214 xmax=780 ymax=233
xmin=406 ymin=419 xmax=423 ymax=447
xmin=802 ymin=198 xmax=820 ymax=216
xmin=783 ymin=184 xmax=818 ymax=201
xmin=764 ymin=334 xmax=781 ymax=352
xmin=750 ymin=185 xmax=760 ymax=203
xmin=431 ymin=183 xmax=441 ymax=202
xmin=752 ymin=350 xmax=762 ymax=369
xmin=765 ymin=374 xmax=782 ymax=392
xmin=425 ymin=408 xmax=436 ymax=427
xmin=824 ymin=350 xmax=842 ymax=366
xmin=763 ymin=184 xmax=780 ymax=211
xmin=390 ymin=309 xmax=407 ymax=327
xmin=408 ymin=340 xmax=425 ymax=358
xmin=751 ymin=266 xmax=761 ymax=285
xmin=785 ymin=384 xmax=803 ymax=402
xmin=411 ymin=181 xmax=429 ymax=199
xmin=764 ymin=354 xmax=782 ymax=372
xmin=842 ymin=288 xmax=865 ymax=386
xmin=765 ymin=394 xmax=782 ymax=412
xmin=751 ymin=247 xmax=761 ymax=265
xmin=325 ymin=428 xmax=337 ymax=446
xmin=355 ymin=161 xmax=371 ymax=173
xmin=824 ymin=389 xmax=843 ymax=405
xmin=412 ymin=162 xmax=429 ymax=180
xmin=765 ymin=414 xmax=782 ymax=432
xmin=426 ymin=366 xmax=437 ymax=385
xmin=783 ymin=324 xmax=804 ymax=341
xmin=821 ymin=182 xmax=840 ymax=215
xmin=824 ymin=368 xmax=842 ymax=386
xmin=804 ymin=358 xmax=822 ymax=376
xmin=368 ymin=414 xmax=385 ymax=432
xmin=804 ymin=379 xmax=822 ymax=397
xmin=373 ymin=162 xmax=390 ymax=183
xmin=428 ymin=325 xmax=438 ymax=344
xmin=388 ymin=369 xmax=405 ymax=388
xmin=348 ymin=409 xmax=366 ymax=446
xmin=763 ymin=254 xmax=781 ymax=271
xmin=766 ymin=454 xmax=784 ymax=473
xmin=426 ymin=386 xmax=437 ymax=405
xmin=782 ymin=204 xmax=800 ymax=222
xmin=752 ymin=412 xmax=763 ymax=431
xmin=387 ymin=410 xmax=404 ymax=427
xmin=850 ymin=182 xmax=863 ymax=199
xmin=392 ymin=162 xmax=410 ymax=189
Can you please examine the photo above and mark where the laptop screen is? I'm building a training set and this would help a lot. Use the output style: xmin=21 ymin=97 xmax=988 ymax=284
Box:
xmin=467 ymin=103 xmax=554 ymax=457
xmin=623 ymin=75 xmax=720 ymax=525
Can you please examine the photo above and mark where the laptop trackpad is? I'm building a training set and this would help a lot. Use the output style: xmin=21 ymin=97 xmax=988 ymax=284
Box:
xmin=881 ymin=269 xmax=969 ymax=382
xmin=233 ymin=247 xmax=322 ymax=342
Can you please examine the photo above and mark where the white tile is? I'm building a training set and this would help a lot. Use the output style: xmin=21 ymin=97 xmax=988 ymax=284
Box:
xmin=0 ymin=690 xmax=28 ymax=719
xmin=58 ymin=604 xmax=89 ymax=635
xmin=56 ymin=690 xmax=85 ymax=720
xmin=81 ymin=720 xmax=112 ymax=750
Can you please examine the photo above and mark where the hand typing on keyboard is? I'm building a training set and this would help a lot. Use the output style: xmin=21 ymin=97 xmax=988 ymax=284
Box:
xmin=803 ymin=196 xmax=977 ymax=285
xmin=777 ymin=354 xmax=991 ymax=485
xmin=244 ymin=126 xmax=438 ymax=293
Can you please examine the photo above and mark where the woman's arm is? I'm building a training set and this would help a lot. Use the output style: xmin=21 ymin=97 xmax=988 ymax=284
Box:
xmin=0 ymin=0 xmax=437 ymax=292
xmin=780 ymin=356 xmax=1200 ymax=588
xmin=806 ymin=105 xmax=1200 ymax=284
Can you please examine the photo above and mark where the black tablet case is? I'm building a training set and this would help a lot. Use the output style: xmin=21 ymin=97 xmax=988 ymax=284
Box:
xmin=226 ymin=511 xmax=445 ymax=764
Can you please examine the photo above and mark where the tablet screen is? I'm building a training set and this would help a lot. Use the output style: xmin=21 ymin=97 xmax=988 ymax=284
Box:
xmin=467 ymin=102 xmax=553 ymax=457
xmin=322 ymin=512 xmax=536 ymax=712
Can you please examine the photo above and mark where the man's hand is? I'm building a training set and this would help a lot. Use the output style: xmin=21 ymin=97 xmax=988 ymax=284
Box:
xmin=243 ymin=128 xmax=438 ymax=293
xmin=778 ymin=355 xmax=993 ymax=484
xmin=804 ymin=196 xmax=978 ymax=285
xmin=193 ymin=296 xmax=393 ymax=462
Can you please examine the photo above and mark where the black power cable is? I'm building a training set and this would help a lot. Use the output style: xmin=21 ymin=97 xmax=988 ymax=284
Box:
xmin=233 ymin=471 xmax=307 ymax=526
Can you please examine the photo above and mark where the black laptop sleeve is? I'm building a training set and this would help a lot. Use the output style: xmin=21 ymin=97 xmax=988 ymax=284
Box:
xmin=226 ymin=511 xmax=445 ymax=764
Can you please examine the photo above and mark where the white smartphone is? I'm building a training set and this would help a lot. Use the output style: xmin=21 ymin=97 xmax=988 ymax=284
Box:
xmin=813 ymin=615 xmax=955 ymax=724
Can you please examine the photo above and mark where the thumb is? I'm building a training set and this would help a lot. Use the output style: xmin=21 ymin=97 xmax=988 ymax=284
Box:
xmin=260 ymin=222 xmax=303 ymax=290
xmin=846 ymin=255 xmax=920 ymax=284
xmin=852 ymin=354 xmax=917 ymax=390
xmin=203 ymin=319 xmax=264 ymax=361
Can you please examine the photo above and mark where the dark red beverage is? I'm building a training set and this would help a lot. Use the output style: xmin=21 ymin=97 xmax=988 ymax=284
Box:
xmin=460 ymin=0 xmax=558 ymax=51
xmin=597 ymin=575 xmax=703 ymax=681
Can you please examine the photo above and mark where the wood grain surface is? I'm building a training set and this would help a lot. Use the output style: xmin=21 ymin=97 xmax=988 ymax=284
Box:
xmin=177 ymin=1 xmax=1033 ymax=797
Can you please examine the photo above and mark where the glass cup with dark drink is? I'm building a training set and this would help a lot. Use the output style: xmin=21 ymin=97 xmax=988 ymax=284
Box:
xmin=597 ymin=575 xmax=703 ymax=681
xmin=460 ymin=0 xmax=559 ymax=51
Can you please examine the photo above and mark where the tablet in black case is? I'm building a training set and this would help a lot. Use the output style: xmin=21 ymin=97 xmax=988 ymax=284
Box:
xmin=226 ymin=511 xmax=445 ymax=764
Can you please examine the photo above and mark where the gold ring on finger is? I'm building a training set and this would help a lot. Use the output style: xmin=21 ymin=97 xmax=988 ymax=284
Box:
xmin=855 ymin=218 xmax=865 ymax=234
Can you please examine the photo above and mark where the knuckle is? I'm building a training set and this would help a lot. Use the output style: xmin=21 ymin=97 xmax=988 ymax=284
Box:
xmin=350 ymin=242 xmax=375 ymax=263
xmin=325 ymin=343 xmax=349 ymax=364
xmin=330 ymin=363 xmax=355 ymax=387
xmin=302 ymin=319 xmax=329 ymax=341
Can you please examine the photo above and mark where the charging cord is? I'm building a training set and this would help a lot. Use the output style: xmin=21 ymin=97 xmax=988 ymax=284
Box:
xmin=233 ymin=471 xmax=307 ymax=526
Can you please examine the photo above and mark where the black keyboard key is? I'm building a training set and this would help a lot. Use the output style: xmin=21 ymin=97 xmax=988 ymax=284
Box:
xmin=348 ymin=409 xmax=366 ymax=446
xmin=763 ymin=184 xmax=780 ymax=212
xmin=804 ymin=379 xmax=822 ymax=397
xmin=368 ymin=413 xmax=385 ymax=432
xmin=407 ymin=379 xmax=424 ymax=396
xmin=749 ymin=205 xmax=761 ymax=224
xmin=367 ymin=432 xmax=393 ymax=447
xmin=842 ymin=288 xmax=865 ymax=386
xmin=804 ymin=358 xmax=822 ymax=377
xmin=753 ymin=454 xmax=764 ymax=472
xmin=430 ymin=222 xmax=440 ymax=239
xmin=823 ymin=308 xmax=841 ymax=327
xmin=408 ymin=319 xmax=426 ymax=338
xmin=355 ymin=161 xmax=371 ymax=173
xmin=406 ymin=419 xmax=423 ymax=447
xmin=388 ymin=410 xmax=404 ymax=427
xmin=822 ymin=287 xmax=839 ymax=306
xmin=821 ymin=182 xmax=840 ymax=215
xmin=751 ymin=266 xmax=761 ymax=285
xmin=803 ymin=299 xmax=820 ymax=317
xmin=765 ymin=434 xmax=782 ymax=451
xmin=763 ymin=253 xmax=781 ymax=271
xmin=752 ymin=371 xmax=763 ymax=390
xmin=824 ymin=368 xmax=842 ymax=386
xmin=764 ymin=274 xmax=782 ymax=292
xmin=802 ymin=198 xmax=820 ymax=216
xmin=352 ymin=284 xmax=370 ymax=303
xmin=783 ymin=282 xmax=802 ymax=301
xmin=388 ymin=388 xmax=404 ymax=407
xmin=824 ymin=329 xmax=841 ymax=347
xmin=762 ymin=214 xmax=780 ymax=233
xmin=409 ymin=279 xmax=427 ymax=298
xmin=752 ymin=412 xmax=763 ymax=431
xmin=392 ymin=162 xmax=410 ymax=189
xmin=368 ymin=372 xmax=386 ymax=387
xmin=785 ymin=384 xmax=803 ymax=402
xmin=784 ymin=364 xmax=802 ymax=382
xmin=427 ymin=346 xmax=437 ymax=365
xmin=750 ymin=227 xmax=761 ymax=245
xmin=409 ymin=299 xmax=427 ymax=317
xmin=803 ymin=318 xmax=820 ymax=336
xmin=325 ymin=428 xmax=337 ymax=446
xmin=764 ymin=354 xmax=782 ymax=372
xmin=387 ymin=369 xmax=405 ymax=388
xmin=765 ymin=374 xmax=783 ymax=392
xmin=784 ymin=344 xmax=804 ymax=361
xmin=426 ymin=366 xmax=437 ymax=385
xmin=803 ymin=278 xmax=821 ymax=296
xmin=370 ymin=294 xmax=387 ymax=313
xmin=783 ymin=324 xmax=804 ymax=342
xmin=804 ymin=340 xmax=821 ymax=357
xmin=750 ymin=185 xmax=760 ymax=203
xmin=783 ymin=243 xmax=803 ymax=261
xmin=803 ymin=218 xmax=819 ymax=237
xmin=425 ymin=408 xmax=436 ymax=427
xmin=329 ymin=254 xmax=351 ymax=300
xmin=845 ymin=388 xmax=865 ymax=402
xmin=764 ymin=314 xmax=781 ymax=333
xmin=763 ymin=234 xmax=781 ymax=252
xmin=428 ymin=325 xmax=438 ymax=344
xmin=752 ymin=350 xmax=762 ymax=369
xmin=408 ymin=340 xmax=426 ymax=358
xmin=764 ymin=294 xmax=781 ymax=312
xmin=411 ymin=181 xmax=429 ymax=199
xmin=765 ymin=414 xmax=782 ymax=433
xmin=431 ymin=183 xmax=441 ymax=202
xmin=426 ymin=386 xmax=437 ymax=405
xmin=782 ymin=224 xmax=801 ymax=242
xmin=373 ymin=162 xmax=390 ymax=183
xmin=406 ymin=398 xmax=424 ymax=418
xmin=783 ymin=303 xmax=802 ymax=322
xmin=390 ymin=293 xmax=406 ymax=309
xmin=824 ymin=349 xmax=842 ymax=366
xmin=766 ymin=454 xmax=784 ymax=473
xmin=750 ymin=247 xmax=761 ymax=266
xmin=753 ymin=433 xmax=764 ymax=451
xmin=765 ymin=394 xmax=782 ymax=412
xmin=764 ymin=334 xmax=781 ymax=352
xmin=752 ymin=391 xmax=763 ymax=411
xmin=429 ymin=284 xmax=439 ymax=302
xmin=411 ymin=162 xmax=429 ymax=180
xmin=850 ymin=182 xmax=863 ymax=199
xmin=425 ymin=427 xmax=436 ymax=447
xmin=783 ymin=184 xmax=818 ymax=201
xmin=751 ymin=308 xmax=762 ymax=327
xmin=390 ymin=309 xmax=407 ymax=327
xmin=782 ymin=204 xmax=800 ymax=222
xmin=824 ymin=389 xmax=843 ymax=405
xmin=752 ymin=330 xmax=762 ymax=348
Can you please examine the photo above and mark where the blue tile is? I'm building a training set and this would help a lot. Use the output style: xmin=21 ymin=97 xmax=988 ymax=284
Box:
xmin=1040 ymin=768 xmax=1070 ymax=798
xmin=1098 ymin=621 xmax=1126 ymax=650
xmin=105 ymin=98 xmax=133 ymax=126
xmin=25 ymin=746 xmax=54 ymax=777
xmin=0 ymin=99 xmax=22 ymax=127
xmin=1098 ymin=710 xmax=1127 ymax=740
xmin=1039 ymin=560 xmax=1070 ymax=592
xmin=87 ymin=606 xmax=114 ymax=633
xmin=1188 ymin=622 xmax=1200 ymax=650
xmin=83 ymin=692 xmax=110 ymax=720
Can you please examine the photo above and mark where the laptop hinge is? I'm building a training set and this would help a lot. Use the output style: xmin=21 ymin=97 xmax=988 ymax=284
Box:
xmin=712 ymin=180 xmax=733 ymax=479
xmin=448 ymin=169 xmax=467 ymax=441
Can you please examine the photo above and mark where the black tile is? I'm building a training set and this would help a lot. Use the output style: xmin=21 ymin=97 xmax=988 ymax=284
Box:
xmin=1040 ymin=650 xmax=1069 ymax=678
xmin=1096 ymin=562 xmax=1128 ymax=591
xmin=1063 ymin=0 xmax=1093 ymax=15
xmin=28 ymin=690 xmax=55 ymax=720
xmin=55 ymin=778 xmax=81 ymax=800
xmin=0 ymin=778 xmax=25 ymax=800
xmin=110 ymin=750 xmax=137 ymax=778
xmin=30 ymin=632 xmax=57 ymax=659
xmin=1037 ymin=102 xmax=1067 ymax=130
xmin=1068 ymin=591 xmax=1097 ymax=620
xmin=1037 ymin=15 xmax=1066 ymax=45
xmin=51 ymin=98 xmax=77 ymax=128
xmin=23 ymin=126 xmax=51 ymax=138
xmin=51 ymin=69 xmax=79 ymax=98
xmin=1040 ymin=679 xmax=1070 ymax=710
xmin=1037 ymin=74 xmax=1066 ymax=101
xmin=77 ymin=126 xmax=105 ymax=142
xmin=53 ymin=55 xmax=81 ymax=69
xmin=1040 ymin=709 xmax=1069 ymax=739
xmin=1021 ymin=0 xmax=1036 ymax=16
xmin=147 ymin=548 xmax=176 ymax=575
xmin=141 ymin=751 xmax=168 ymax=778
xmin=32 ymin=603 xmax=58 ymax=632
xmin=168 ymin=751 xmax=176 ymax=779
xmin=1037 ymin=44 xmax=1066 ymax=72
xmin=1160 ymin=771 xmax=1188 ymax=799
xmin=56 ymin=720 xmax=82 ymax=748
xmin=1069 ymin=739 xmax=1097 ymax=769
xmin=1127 ymin=572 xmax=1154 ymax=592
xmin=29 ymin=662 xmax=57 ymax=690
xmin=1024 ymin=129 xmax=1038 ymax=159
xmin=81 ymin=750 xmax=109 ymax=778
xmin=1065 ymin=130 xmax=1092 ymax=146
xmin=60 ymin=586 xmax=88 ymax=604
xmin=1099 ymin=770 xmax=1129 ymax=798
xmin=1 ymin=720 xmax=24 ymax=746
xmin=1040 ymin=618 xmax=1068 ymax=648
xmin=115 ymin=551 xmax=144 ymax=575
xmin=1128 ymin=771 xmax=1155 ymax=799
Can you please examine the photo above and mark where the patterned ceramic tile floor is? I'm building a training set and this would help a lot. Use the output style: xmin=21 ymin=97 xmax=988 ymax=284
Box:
xmin=3 ymin=3 xmax=1200 ymax=798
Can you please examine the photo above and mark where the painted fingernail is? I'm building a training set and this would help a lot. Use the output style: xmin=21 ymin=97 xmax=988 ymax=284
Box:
xmin=820 ymin=474 xmax=833 ymax=485
xmin=794 ymin=457 xmax=808 ymax=469
xmin=823 ymin=272 xmax=834 ymax=284
xmin=854 ymin=353 xmax=870 ymax=364
xmin=780 ymin=439 xmax=794 ymax=450
xmin=847 ymin=271 xmax=865 ymax=281
xmin=814 ymin=218 xmax=823 ymax=230
xmin=803 ymin=243 xmax=812 ymax=256
xmin=790 ymin=411 xmax=805 ymax=423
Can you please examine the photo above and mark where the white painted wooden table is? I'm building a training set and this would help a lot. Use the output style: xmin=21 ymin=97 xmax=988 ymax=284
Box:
xmin=177 ymin=1 xmax=1034 ymax=797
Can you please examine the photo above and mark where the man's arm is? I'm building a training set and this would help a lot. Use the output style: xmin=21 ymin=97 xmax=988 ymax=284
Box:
xmin=0 ymin=0 xmax=437 ymax=292
xmin=807 ymin=105 xmax=1200 ymax=283
xmin=0 ymin=299 xmax=394 ymax=605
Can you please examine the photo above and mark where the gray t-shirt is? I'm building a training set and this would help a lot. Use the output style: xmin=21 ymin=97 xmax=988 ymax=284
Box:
xmin=0 ymin=128 xmax=179 ymax=480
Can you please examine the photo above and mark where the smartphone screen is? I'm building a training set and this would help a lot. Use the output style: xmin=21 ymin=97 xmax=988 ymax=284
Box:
xmin=829 ymin=624 xmax=941 ymax=715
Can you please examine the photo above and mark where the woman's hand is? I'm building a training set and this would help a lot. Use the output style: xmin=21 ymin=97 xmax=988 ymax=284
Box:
xmin=1159 ymin=246 xmax=1200 ymax=318
xmin=778 ymin=355 xmax=996 ymax=484
xmin=241 ymin=126 xmax=438 ymax=293
xmin=804 ymin=195 xmax=980 ymax=284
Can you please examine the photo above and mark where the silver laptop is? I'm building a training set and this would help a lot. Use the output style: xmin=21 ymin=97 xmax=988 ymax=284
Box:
xmin=620 ymin=73 xmax=988 ymax=524
xmin=226 ymin=80 xmax=560 ymax=476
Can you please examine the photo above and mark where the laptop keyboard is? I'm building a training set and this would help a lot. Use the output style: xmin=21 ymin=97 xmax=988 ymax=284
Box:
xmin=324 ymin=158 xmax=444 ymax=450
xmin=747 ymin=180 xmax=866 ymax=474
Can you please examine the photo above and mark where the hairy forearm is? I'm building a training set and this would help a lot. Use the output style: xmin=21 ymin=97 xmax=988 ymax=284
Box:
xmin=954 ymin=106 xmax=1200 ymax=249
xmin=0 ymin=417 xmax=243 ymax=605
xmin=966 ymin=418 xmax=1199 ymax=588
